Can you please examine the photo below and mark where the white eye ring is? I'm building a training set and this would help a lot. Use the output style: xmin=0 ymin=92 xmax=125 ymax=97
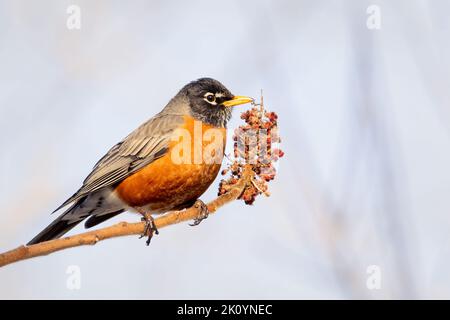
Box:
xmin=204 ymin=93 xmax=217 ymax=105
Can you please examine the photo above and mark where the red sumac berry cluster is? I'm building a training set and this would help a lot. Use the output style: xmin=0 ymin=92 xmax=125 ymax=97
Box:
xmin=218 ymin=102 xmax=284 ymax=205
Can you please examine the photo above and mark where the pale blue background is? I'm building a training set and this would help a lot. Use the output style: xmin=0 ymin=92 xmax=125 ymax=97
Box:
xmin=1 ymin=0 xmax=450 ymax=299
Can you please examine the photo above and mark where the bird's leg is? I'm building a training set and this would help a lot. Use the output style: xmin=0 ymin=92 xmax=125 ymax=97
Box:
xmin=139 ymin=211 xmax=159 ymax=246
xmin=189 ymin=199 xmax=209 ymax=227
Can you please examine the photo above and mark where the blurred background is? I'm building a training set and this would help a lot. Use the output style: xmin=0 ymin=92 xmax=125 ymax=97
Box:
xmin=1 ymin=0 xmax=449 ymax=299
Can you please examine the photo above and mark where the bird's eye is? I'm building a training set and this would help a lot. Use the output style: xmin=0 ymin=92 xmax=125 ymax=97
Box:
xmin=205 ymin=93 xmax=216 ymax=103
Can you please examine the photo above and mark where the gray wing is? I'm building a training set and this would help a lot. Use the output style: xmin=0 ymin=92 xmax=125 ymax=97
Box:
xmin=53 ymin=113 xmax=184 ymax=212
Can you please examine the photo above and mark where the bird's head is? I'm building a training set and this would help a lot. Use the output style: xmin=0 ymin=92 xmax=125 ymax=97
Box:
xmin=180 ymin=78 xmax=253 ymax=128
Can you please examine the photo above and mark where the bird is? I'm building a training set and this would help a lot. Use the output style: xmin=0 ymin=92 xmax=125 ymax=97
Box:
xmin=27 ymin=78 xmax=253 ymax=246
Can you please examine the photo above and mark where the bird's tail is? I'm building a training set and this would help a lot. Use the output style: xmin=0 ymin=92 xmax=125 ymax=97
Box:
xmin=27 ymin=198 xmax=87 ymax=245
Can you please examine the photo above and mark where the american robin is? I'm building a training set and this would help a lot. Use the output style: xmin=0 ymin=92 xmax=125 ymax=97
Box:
xmin=28 ymin=78 xmax=253 ymax=245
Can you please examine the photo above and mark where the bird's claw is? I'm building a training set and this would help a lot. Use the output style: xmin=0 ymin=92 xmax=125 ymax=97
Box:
xmin=190 ymin=200 xmax=209 ymax=227
xmin=140 ymin=213 xmax=159 ymax=245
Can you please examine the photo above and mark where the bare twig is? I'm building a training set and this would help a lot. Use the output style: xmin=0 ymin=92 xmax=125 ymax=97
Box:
xmin=0 ymin=166 xmax=255 ymax=268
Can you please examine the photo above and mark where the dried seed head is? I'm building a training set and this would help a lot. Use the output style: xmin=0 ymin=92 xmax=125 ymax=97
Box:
xmin=218 ymin=96 xmax=284 ymax=205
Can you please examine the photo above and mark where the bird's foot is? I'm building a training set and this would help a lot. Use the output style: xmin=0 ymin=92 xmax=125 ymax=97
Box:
xmin=190 ymin=199 xmax=209 ymax=227
xmin=139 ymin=212 xmax=159 ymax=246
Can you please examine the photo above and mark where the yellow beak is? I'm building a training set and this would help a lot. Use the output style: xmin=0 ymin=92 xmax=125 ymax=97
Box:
xmin=222 ymin=95 xmax=254 ymax=107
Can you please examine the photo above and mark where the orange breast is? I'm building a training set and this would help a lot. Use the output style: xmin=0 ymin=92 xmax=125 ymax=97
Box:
xmin=115 ymin=116 xmax=227 ymax=212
